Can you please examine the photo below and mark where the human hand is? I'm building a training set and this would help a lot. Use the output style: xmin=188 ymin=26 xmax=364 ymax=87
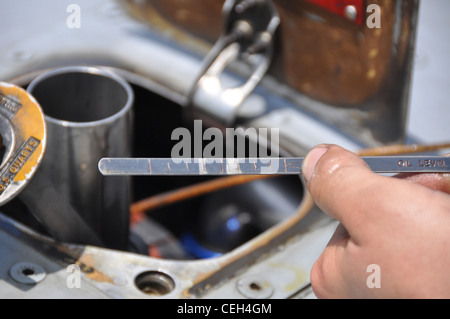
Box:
xmin=302 ymin=144 xmax=450 ymax=298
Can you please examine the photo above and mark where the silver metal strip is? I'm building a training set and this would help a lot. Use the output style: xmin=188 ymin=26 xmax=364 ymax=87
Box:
xmin=99 ymin=156 xmax=450 ymax=176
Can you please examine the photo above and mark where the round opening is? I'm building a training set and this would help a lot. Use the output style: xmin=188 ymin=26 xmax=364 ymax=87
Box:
xmin=27 ymin=67 xmax=132 ymax=124
xmin=249 ymin=282 xmax=261 ymax=291
xmin=135 ymin=271 xmax=175 ymax=296
xmin=21 ymin=268 xmax=35 ymax=276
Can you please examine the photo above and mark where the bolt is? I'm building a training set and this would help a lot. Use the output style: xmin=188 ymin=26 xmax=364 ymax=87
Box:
xmin=9 ymin=262 xmax=46 ymax=285
xmin=344 ymin=5 xmax=358 ymax=21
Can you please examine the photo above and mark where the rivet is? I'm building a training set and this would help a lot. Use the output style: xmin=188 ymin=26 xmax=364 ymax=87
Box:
xmin=344 ymin=5 xmax=358 ymax=21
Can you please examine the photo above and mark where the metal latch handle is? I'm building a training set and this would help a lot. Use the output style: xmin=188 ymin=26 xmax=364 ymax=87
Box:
xmin=188 ymin=0 xmax=280 ymax=126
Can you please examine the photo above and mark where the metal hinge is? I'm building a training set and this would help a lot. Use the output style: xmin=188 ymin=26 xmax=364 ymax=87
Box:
xmin=187 ymin=0 xmax=280 ymax=126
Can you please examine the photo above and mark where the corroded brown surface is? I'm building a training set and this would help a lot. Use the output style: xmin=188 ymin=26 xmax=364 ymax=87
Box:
xmin=274 ymin=0 xmax=395 ymax=105
xmin=122 ymin=0 xmax=415 ymax=107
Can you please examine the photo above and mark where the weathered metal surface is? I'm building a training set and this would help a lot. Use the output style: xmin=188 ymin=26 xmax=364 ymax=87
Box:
xmin=122 ymin=0 xmax=420 ymax=144
xmin=0 ymin=190 xmax=334 ymax=299
xmin=123 ymin=0 xmax=414 ymax=105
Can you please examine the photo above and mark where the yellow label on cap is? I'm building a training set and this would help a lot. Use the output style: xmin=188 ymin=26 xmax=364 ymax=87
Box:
xmin=0 ymin=82 xmax=46 ymax=195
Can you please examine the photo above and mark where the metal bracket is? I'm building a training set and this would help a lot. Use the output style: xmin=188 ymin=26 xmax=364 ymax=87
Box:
xmin=188 ymin=0 xmax=280 ymax=126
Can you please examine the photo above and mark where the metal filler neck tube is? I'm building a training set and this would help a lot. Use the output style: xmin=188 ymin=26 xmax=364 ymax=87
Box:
xmin=98 ymin=156 xmax=450 ymax=176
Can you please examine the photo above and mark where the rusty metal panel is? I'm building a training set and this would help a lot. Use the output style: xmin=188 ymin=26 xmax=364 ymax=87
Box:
xmin=122 ymin=0 xmax=420 ymax=145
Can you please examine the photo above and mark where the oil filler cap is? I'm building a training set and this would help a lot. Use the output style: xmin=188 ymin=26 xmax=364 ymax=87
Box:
xmin=0 ymin=82 xmax=46 ymax=205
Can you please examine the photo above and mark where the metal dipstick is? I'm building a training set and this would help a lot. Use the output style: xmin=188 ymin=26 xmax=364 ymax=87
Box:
xmin=98 ymin=156 xmax=450 ymax=176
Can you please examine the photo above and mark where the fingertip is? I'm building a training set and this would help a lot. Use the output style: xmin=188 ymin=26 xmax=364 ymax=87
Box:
xmin=302 ymin=145 xmax=330 ymax=182
xmin=302 ymin=144 xmax=376 ymax=226
xmin=304 ymin=144 xmax=369 ymax=187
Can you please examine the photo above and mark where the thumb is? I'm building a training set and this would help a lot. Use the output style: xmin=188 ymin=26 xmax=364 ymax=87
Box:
xmin=301 ymin=144 xmax=439 ymax=240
